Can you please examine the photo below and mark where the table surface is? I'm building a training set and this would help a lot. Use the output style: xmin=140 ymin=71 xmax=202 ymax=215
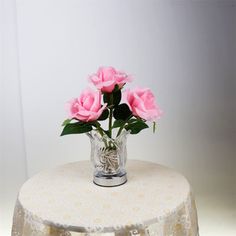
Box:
xmin=18 ymin=160 xmax=191 ymax=232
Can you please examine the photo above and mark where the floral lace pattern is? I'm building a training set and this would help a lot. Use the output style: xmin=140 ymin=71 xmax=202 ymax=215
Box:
xmin=11 ymin=161 xmax=199 ymax=236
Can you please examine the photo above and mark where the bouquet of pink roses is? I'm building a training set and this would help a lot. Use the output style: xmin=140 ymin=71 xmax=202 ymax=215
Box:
xmin=61 ymin=66 xmax=162 ymax=138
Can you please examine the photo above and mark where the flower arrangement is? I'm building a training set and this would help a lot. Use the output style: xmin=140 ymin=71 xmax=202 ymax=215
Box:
xmin=61 ymin=66 xmax=162 ymax=186
xmin=61 ymin=66 xmax=162 ymax=138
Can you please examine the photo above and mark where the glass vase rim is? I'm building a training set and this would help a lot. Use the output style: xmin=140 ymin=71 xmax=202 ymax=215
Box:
xmin=87 ymin=129 xmax=130 ymax=141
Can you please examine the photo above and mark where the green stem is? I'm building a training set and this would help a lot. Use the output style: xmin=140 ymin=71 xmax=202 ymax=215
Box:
xmin=108 ymin=109 xmax=113 ymax=138
xmin=94 ymin=121 xmax=108 ymax=147
xmin=116 ymin=115 xmax=133 ymax=137
xmin=117 ymin=122 xmax=126 ymax=137
xmin=94 ymin=121 xmax=104 ymax=137
xmin=108 ymin=94 xmax=113 ymax=138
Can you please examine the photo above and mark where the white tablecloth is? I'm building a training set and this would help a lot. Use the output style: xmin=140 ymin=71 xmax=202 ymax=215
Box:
xmin=12 ymin=160 xmax=199 ymax=235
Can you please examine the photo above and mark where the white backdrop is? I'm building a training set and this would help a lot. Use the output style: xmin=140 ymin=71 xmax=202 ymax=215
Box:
xmin=0 ymin=0 xmax=27 ymax=233
xmin=1 ymin=0 xmax=236 ymax=235
xmin=16 ymin=0 xmax=236 ymax=194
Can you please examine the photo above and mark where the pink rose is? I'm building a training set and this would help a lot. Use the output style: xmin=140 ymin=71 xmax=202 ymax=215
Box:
xmin=89 ymin=66 xmax=132 ymax=93
xmin=68 ymin=89 xmax=107 ymax=122
xmin=125 ymin=88 xmax=162 ymax=121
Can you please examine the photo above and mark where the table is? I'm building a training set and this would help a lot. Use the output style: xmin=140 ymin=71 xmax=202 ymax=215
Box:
xmin=12 ymin=160 xmax=199 ymax=236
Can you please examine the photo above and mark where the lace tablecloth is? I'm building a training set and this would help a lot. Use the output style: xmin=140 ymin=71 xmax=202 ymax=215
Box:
xmin=12 ymin=160 xmax=199 ymax=235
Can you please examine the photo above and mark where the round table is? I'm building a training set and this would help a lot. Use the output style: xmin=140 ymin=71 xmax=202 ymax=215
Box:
xmin=12 ymin=160 xmax=199 ymax=236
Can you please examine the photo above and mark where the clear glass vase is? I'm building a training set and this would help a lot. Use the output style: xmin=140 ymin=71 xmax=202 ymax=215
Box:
xmin=87 ymin=130 xmax=129 ymax=187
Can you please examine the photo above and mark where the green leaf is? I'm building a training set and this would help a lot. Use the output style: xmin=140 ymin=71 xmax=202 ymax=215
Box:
xmin=112 ymin=119 xmax=125 ymax=128
xmin=113 ymin=103 xmax=132 ymax=120
xmin=113 ymin=89 xmax=121 ymax=106
xmin=125 ymin=120 xmax=149 ymax=134
xmin=153 ymin=121 xmax=156 ymax=133
xmin=103 ymin=93 xmax=110 ymax=105
xmin=60 ymin=122 xmax=93 ymax=136
xmin=62 ymin=119 xmax=72 ymax=126
xmin=127 ymin=118 xmax=137 ymax=124
xmin=97 ymin=109 xmax=109 ymax=121
xmin=103 ymin=89 xmax=121 ymax=106
xmin=113 ymin=84 xmax=120 ymax=92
